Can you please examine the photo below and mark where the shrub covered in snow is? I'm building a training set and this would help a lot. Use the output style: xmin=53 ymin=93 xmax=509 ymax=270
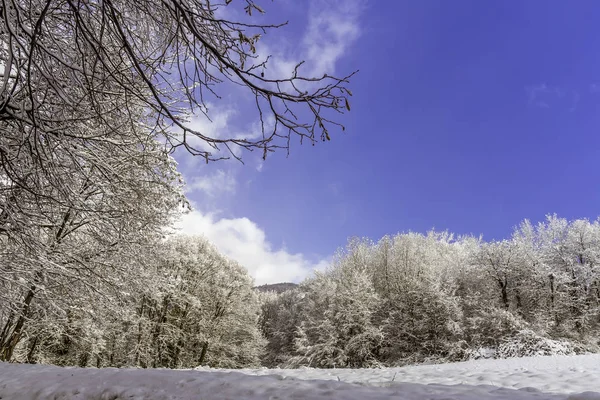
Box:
xmin=464 ymin=308 xmax=527 ymax=348
xmin=496 ymin=329 xmax=576 ymax=358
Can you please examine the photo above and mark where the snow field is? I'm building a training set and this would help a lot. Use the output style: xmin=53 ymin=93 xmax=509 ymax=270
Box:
xmin=218 ymin=354 xmax=600 ymax=393
xmin=1 ymin=354 xmax=600 ymax=400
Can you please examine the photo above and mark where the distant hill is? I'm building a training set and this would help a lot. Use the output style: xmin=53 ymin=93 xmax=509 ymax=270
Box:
xmin=254 ymin=282 xmax=298 ymax=294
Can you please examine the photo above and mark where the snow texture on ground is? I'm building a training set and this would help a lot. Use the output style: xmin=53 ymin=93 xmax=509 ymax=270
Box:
xmin=211 ymin=354 xmax=600 ymax=394
xmin=0 ymin=355 xmax=599 ymax=399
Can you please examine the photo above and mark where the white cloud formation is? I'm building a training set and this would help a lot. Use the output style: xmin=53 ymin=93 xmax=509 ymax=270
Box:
xmin=303 ymin=1 xmax=362 ymax=77
xmin=179 ymin=105 xmax=239 ymax=162
xmin=186 ymin=169 xmax=236 ymax=197
xmin=172 ymin=0 xmax=361 ymax=164
xmin=254 ymin=1 xmax=361 ymax=83
xmin=168 ymin=1 xmax=360 ymax=285
xmin=525 ymin=84 xmax=579 ymax=111
xmin=526 ymin=84 xmax=558 ymax=108
xmin=176 ymin=103 xmax=274 ymax=168
xmin=175 ymin=210 xmax=329 ymax=285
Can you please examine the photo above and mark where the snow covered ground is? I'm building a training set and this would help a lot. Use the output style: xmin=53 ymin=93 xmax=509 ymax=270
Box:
xmin=1 ymin=355 xmax=600 ymax=399
xmin=216 ymin=354 xmax=600 ymax=393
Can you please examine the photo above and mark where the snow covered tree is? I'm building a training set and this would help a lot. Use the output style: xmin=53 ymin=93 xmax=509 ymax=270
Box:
xmin=0 ymin=0 xmax=355 ymax=365
xmin=509 ymin=219 xmax=553 ymax=323
xmin=258 ymin=218 xmax=600 ymax=367
xmin=258 ymin=288 xmax=304 ymax=367
xmin=521 ymin=215 xmax=600 ymax=334
xmin=0 ymin=127 xmax=183 ymax=362
xmin=473 ymin=241 xmax=522 ymax=311
xmin=0 ymin=0 xmax=355 ymax=165
xmin=15 ymin=234 xmax=265 ymax=368
xmin=130 ymin=235 xmax=264 ymax=369
xmin=370 ymin=232 xmax=463 ymax=363
xmin=292 ymin=240 xmax=383 ymax=368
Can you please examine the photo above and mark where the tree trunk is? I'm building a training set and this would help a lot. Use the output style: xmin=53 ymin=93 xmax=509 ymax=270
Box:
xmin=0 ymin=282 xmax=37 ymax=361
xmin=515 ymin=289 xmax=523 ymax=317
xmin=0 ymin=311 xmax=15 ymax=349
xmin=549 ymin=273 xmax=558 ymax=325
xmin=26 ymin=335 xmax=39 ymax=364
xmin=135 ymin=295 xmax=146 ymax=366
xmin=171 ymin=303 xmax=190 ymax=368
xmin=497 ymin=277 xmax=509 ymax=310
xmin=199 ymin=341 xmax=209 ymax=365
xmin=152 ymin=295 xmax=170 ymax=368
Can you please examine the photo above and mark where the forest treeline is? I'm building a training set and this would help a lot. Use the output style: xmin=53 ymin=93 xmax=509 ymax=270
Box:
xmin=0 ymin=234 xmax=264 ymax=368
xmin=260 ymin=215 xmax=600 ymax=368
xmin=3 ymin=214 xmax=600 ymax=369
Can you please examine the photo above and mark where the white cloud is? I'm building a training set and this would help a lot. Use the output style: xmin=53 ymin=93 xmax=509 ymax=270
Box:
xmin=172 ymin=0 xmax=361 ymax=164
xmin=177 ymin=103 xmax=272 ymax=165
xmin=178 ymin=105 xmax=237 ymax=162
xmin=168 ymin=1 xmax=360 ymax=285
xmin=175 ymin=210 xmax=329 ymax=285
xmin=254 ymin=0 xmax=361 ymax=82
xmin=186 ymin=169 xmax=236 ymax=197
xmin=525 ymin=84 xmax=579 ymax=111
xmin=526 ymin=84 xmax=556 ymax=108
xmin=303 ymin=1 xmax=362 ymax=77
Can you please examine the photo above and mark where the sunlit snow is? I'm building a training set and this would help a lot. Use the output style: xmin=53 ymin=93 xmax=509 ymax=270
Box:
xmin=2 ymin=354 xmax=600 ymax=399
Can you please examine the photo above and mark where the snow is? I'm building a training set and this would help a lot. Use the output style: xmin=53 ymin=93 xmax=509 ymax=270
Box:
xmin=219 ymin=353 xmax=600 ymax=393
xmin=1 ymin=355 xmax=600 ymax=400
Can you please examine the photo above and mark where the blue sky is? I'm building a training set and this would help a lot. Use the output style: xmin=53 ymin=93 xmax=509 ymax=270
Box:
xmin=177 ymin=0 xmax=600 ymax=284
